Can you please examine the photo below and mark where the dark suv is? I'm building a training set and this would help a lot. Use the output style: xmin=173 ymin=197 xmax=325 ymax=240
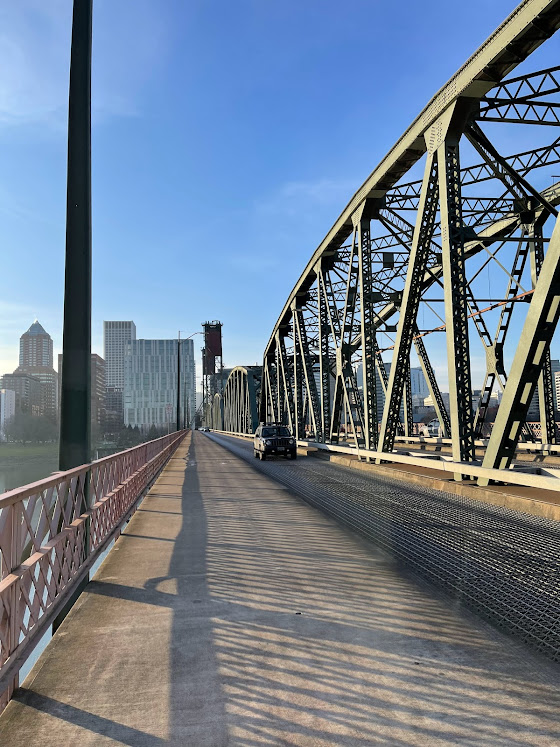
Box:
xmin=253 ymin=424 xmax=297 ymax=460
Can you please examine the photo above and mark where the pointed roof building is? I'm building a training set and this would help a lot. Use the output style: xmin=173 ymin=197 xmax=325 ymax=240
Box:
xmin=15 ymin=320 xmax=58 ymax=418
xmin=24 ymin=320 xmax=48 ymax=337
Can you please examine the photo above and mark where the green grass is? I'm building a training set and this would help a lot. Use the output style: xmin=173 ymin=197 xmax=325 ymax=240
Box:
xmin=0 ymin=442 xmax=58 ymax=465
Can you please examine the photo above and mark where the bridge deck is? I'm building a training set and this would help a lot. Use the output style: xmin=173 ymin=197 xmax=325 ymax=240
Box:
xmin=1 ymin=432 xmax=559 ymax=746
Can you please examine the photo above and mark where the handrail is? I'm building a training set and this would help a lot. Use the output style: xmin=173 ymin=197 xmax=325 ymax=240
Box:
xmin=0 ymin=430 xmax=187 ymax=707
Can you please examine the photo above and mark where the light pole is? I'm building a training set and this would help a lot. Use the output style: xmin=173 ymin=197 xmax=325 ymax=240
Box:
xmin=59 ymin=0 xmax=92 ymax=472
xmin=177 ymin=331 xmax=202 ymax=432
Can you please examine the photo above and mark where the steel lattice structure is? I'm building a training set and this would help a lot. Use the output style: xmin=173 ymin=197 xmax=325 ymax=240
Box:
xmin=207 ymin=367 xmax=262 ymax=434
xmin=253 ymin=0 xmax=560 ymax=482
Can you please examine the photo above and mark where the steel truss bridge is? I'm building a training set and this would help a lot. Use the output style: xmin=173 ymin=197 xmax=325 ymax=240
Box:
xmin=2 ymin=0 xmax=560 ymax=733
xmin=211 ymin=0 xmax=560 ymax=487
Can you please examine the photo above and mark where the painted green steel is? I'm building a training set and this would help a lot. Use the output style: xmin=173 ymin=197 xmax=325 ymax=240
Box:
xmin=263 ymin=0 xmax=560 ymax=363
xmin=250 ymin=0 xmax=560 ymax=481
xmin=480 ymin=215 xmax=560 ymax=478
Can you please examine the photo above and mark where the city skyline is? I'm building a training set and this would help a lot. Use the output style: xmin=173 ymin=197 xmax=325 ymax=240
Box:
xmin=1 ymin=0 xmax=547 ymax=392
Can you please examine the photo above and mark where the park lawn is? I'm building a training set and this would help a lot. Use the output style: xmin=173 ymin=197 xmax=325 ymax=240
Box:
xmin=0 ymin=442 xmax=58 ymax=465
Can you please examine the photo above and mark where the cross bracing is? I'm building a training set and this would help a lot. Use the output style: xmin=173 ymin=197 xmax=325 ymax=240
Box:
xmin=215 ymin=1 xmax=560 ymax=484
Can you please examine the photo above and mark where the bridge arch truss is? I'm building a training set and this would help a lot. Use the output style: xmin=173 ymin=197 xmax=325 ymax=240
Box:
xmin=215 ymin=366 xmax=262 ymax=434
xmin=259 ymin=0 xmax=560 ymax=480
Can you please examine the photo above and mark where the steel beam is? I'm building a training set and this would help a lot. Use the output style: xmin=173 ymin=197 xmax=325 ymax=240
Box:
xmin=377 ymin=147 xmax=439 ymax=456
xmin=480 ymin=214 xmax=560 ymax=481
xmin=316 ymin=263 xmax=331 ymax=442
xmin=438 ymin=104 xmax=476 ymax=468
xmin=277 ymin=332 xmax=294 ymax=433
xmin=356 ymin=201 xmax=379 ymax=450
xmin=529 ymin=220 xmax=558 ymax=444
xmin=294 ymin=307 xmax=321 ymax=439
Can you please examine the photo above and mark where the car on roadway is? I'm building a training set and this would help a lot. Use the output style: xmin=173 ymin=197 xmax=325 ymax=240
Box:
xmin=253 ymin=424 xmax=297 ymax=461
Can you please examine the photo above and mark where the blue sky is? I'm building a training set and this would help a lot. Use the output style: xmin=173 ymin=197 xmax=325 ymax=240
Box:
xmin=0 ymin=0 xmax=555 ymax=390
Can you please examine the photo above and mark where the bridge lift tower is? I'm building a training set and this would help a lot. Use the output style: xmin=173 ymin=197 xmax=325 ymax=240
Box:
xmin=202 ymin=321 xmax=224 ymax=421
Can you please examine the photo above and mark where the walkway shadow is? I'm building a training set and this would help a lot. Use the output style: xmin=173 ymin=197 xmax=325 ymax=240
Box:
xmin=7 ymin=433 xmax=560 ymax=745
xmin=163 ymin=434 xmax=560 ymax=745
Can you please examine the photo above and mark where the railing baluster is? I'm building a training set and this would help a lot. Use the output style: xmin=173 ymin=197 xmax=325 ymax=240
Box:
xmin=0 ymin=430 xmax=186 ymax=709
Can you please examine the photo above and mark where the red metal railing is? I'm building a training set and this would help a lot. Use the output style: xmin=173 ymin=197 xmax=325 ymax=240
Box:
xmin=0 ymin=430 xmax=186 ymax=709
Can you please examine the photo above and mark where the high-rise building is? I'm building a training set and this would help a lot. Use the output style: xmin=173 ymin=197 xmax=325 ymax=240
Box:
xmin=19 ymin=320 xmax=53 ymax=368
xmin=104 ymin=321 xmax=136 ymax=389
xmin=124 ymin=338 xmax=195 ymax=431
xmin=58 ymin=353 xmax=106 ymax=427
xmin=0 ymin=373 xmax=42 ymax=416
xmin=555 ymin=370 xmax=560 ymax=414
xmin=104 ymin=321 xmax=136 ymax=426
xmin=410 ymin=367 xmax=429 ymax=399
xmin=527 ymin=359 xmax=560 ymax=420
xmin=14 ymin=321 xmax=58 ymax=418
xmin=0 ymin=389 xmax=16 ymax=440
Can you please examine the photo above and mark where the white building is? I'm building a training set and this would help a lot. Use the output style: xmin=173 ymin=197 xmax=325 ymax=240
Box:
xmin=424 ymin=392 xmax=450 ymax=410
xmin=0 ymin=389 xmax=16 ymax=441
xmin=104 ymin=321 xmax=136 ymax=390
xmin=527 ymin=359 xmax=560 ymax=420
xmin=124 ymin=338 xmax=195 ymax=431
xmin=104 ymin=321 xmax=136 ymax=426
xmin=410 ymin=367 xmax=429 ymax=399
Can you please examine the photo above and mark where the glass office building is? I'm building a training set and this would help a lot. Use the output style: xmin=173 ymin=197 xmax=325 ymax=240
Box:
xmin=124 ymin=339 xmax=195 ymax=431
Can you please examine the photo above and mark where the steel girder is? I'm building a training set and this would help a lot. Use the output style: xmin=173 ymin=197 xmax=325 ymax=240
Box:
xmin=254 ymin=1 xmax=560 ymax=480
xmin=377 ymin=150 xmax=440 ymax=455
xmin=480 ymin=215 xmax=560 ymax=478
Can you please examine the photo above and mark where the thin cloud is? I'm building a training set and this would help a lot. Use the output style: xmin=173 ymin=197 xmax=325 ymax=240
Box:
xmin=257 ymin=177 xmax=358 ymax=218
xmin=0 ymin=0 xmax=169 ymax=130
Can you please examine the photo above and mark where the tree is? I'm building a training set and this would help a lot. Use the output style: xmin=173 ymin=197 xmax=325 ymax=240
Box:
xmin=3 ymin=413 xmax=58 ymax=443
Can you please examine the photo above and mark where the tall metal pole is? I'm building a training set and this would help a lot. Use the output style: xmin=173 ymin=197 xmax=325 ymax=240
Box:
xmin=54 ymin=0 xmax=93 ymax=635
xmin=177 ymin=332 xmax=181 ymax=432
xmin=59 ymin=0 xmax=92 ymax=473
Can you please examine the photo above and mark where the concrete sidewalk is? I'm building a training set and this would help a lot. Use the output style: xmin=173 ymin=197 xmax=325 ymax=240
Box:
xmin=1 ymin=432 xmax=559 ymax=746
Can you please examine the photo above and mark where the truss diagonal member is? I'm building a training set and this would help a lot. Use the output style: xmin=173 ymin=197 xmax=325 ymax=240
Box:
xmin=294 ymin=306 xmax=322 ymax=440
xmin=403 ymin=362 xmax=413 ymax=438
xmin=274 ymin=344 xmax=285 ymax=425
xmin=329 ymin=226 xmax=362 ymax=442
xmin=377 ymin=150 xmax=439 ymax=457
xmin=277 ymin=332 xmax=294 ymax=432
xmin=529 ymin=220 xmax=558 ymax=444
xmin=480 ymin=215 xmax=560 ymax=482
xmin=466 ymin=122 xmax=558 ymax=218
xmin=316 ymin=261 xmax=331 ymax=442
xmin=413 ymin=331 xmax=451 ymax=437
xmin=374 ymin=337 xmax=387 ymax=395
xmin=486 ymin=65 xmax=560 ymax=102
xmin=355 ymin=201 xmax=379 ymax=450
xmin=264 ymin=363 xmax=276 ymax=424
xmin=439 ymin=108 xmax=476 ymax=467
xmin=478 ymin=100 xmax=560 ymax=125
xmin=387 ymin=139 xmax=560 ymax=206
xmin=291 ymin=306 xmax=305 ymax=440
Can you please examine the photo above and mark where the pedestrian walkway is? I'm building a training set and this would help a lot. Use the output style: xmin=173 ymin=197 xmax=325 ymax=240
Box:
xmin=1 ymin=432 xmax=559 ymax=745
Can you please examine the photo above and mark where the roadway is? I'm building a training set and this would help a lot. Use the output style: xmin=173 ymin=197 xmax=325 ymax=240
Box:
xmin=212 ymin=432 xmax=560 ymax=662
xmin=0 ymin=431 xmax=559 ymax=745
